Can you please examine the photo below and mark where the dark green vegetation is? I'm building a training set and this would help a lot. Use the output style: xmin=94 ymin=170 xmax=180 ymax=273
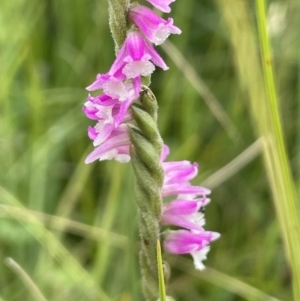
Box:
xmin=0 ymin=0 xmax=299 ymax=300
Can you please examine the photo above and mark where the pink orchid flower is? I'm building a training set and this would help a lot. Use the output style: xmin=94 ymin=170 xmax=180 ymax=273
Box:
xmin=164 ymin=229 xmax=220 ymax=270
xmin=108 ymin=30 xmax=168 ymax=96
xmin=129 ymin=4 xmax=181 ymax=45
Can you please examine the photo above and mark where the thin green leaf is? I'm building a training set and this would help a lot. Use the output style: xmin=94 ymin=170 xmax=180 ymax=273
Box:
xmin=157 ymin=240 xmax=167 ymax=301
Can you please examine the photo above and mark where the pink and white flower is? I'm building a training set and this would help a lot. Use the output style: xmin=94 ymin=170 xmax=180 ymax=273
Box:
xmin=86 ymin=71 xmax=132 ymax=102
xmin=164 ymin=230 xmax=220 ymax=270
xmin=129 ymin=5 xmax=181 ymax=45
xmin=83 ymin=93 xmax=135 ymax=127
xmin=145 ymin=0 xmax=176 ymax=13
xmin=161 ymin=145 xmax=211 ymax=198
xmin=161 ymin=197 xmax=210 ymax=231
xmin=108 ymin=30 xmax=169 ymax=95
xmin=83 ymin=89 xmax=136 ymax=164
xmin=85 ymin=124 xmax=131 ymax=163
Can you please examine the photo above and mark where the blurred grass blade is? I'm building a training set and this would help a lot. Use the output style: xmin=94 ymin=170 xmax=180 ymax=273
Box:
xmin=256 ymin=1 xmax=300 ymax=298
xmin=0 ymin=204 xmax=128 ymax=249
xmin=216 ymin=0 xmax=300 ymax=299
xmin=56 ymin=146 xmax=94 ymax=218
xmin=0 ymin=185 xmax=111 ymax=301
xmin=173 ymin=258 xmax=282 ymax=301
xmin=161 ymin=40 xmax=241 ymax=142
xmin=5 ymin=258 xmax=48 ymax=301
xmin=92 ymin=163 xmax=126 ymax=284
xmin=203 ymin=138 xmax=262 ymax=188
xmin=157 ymin=240 xmax=167 ymax=301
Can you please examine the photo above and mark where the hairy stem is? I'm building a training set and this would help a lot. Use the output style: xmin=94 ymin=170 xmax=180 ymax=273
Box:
xmin=108 ymin=0 xmax=129 ymax=53
xmin=107 ymin=1 xmax=165 ymax=299
xmin=129 ymin=87 xmax=164 ymax=301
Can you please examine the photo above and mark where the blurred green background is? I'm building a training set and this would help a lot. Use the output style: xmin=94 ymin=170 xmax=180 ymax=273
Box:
xmin=0 ymin=0 xmax=299 ymax=300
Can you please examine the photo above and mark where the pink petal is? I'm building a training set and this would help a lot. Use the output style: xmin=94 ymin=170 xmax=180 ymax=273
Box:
xmin=129 ymin=5 xmax=181 ymax=45
xmin=125 ymin=31 xmax=149 ymax=61
xmin=82 ymin=107 xmax=98 ymax=120
xmin=93 ymin=123 xmax=115 ymax=146
xmin=88 ymin=126 xmax=97 ymax=140
xmin=161 ymin=214 xmax=204 ymax=231
xmin=132 ymin=76 xmax=142 ymax=97
xmin=164 ymin=162 xmax=198 ymax=184
xmin=162 ymin=184 xmax=211 ymax=197
xmin=163 ymin=230 xmax=217 ymax=254
xmin=85 ymin=132 xmax=130 ymax=164
xmin=163 ymin=199 xmax=202 ymax=215
xmin=161 ymin=144 xmax=170 ymax=161
xmin=86 ymin=74 xmax=109 ymax=91
xmin=109 ymin=42 xmax=127 ymax=75
xmin=145 ymin=0 xmax=175 ymax=13
xmin=145 ymin=41 xmax=169 ymax=70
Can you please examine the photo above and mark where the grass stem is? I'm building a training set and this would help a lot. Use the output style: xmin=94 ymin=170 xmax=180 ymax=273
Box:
xmin=255 ymin=0 xmax=300 ymax=299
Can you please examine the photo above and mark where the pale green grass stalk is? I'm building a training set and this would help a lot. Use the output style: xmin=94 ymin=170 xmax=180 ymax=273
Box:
xmin=92 ymin=164 xmax=126 ymax=284
xmin=255 ymin=1 xmax=300 ymax=298
xmin=56 ymin=147 xmax=95 ymax=218
xmin=5 ymin=258 xmax=48 ymax=301
xmin=256 ymin=0 xmax=300 ymax=300
xmin=172 ymin=258 xmax=283 ymax=301
xmin=217 ymin=0 xmax=300 ymax=299
xmin=162 ymin=41 xmax=240 ymax=142
xmin=202 ymin=138 xmax=262 ymax=188
xmin=0 ymin=185 xmax=111 ymax=301
xmin=0 ymin=204 xmax=127 ymax=248
xmin=298 ymin=1 xmax=300 ymax=192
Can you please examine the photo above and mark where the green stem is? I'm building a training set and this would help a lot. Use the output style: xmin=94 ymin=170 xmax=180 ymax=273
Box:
xmin=157 ymin=240 xmax=167 ymax=301
xmin=108 ymin=0 xmax=129 ymax=52
xmin=128 ymin=87 xmax=164 ymax=301
xmin=107 ymin=1 xmax=168 ymax=299
xmin=255 ymin=1 xmax=300 ymax=299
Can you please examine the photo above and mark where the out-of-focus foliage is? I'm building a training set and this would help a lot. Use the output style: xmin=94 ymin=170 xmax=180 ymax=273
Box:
xmin=0 ymin=0 xmax=299 ymax=300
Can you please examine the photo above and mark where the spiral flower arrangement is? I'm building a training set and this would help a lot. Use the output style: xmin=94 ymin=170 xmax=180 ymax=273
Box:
xmin=83 ymin=0 xmax=220 ymax=299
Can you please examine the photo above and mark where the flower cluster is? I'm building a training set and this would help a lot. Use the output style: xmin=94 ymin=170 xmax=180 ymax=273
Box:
xmin=84 ymin=0 xmax=220 ymax=271
xmin=160 ymin=145 xmax=220 ymax=270
xmin=84 ymin=2 xmax=180 ymax=163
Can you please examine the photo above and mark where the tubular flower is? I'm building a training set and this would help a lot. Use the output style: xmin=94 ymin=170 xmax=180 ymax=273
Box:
xmin=161 ymin=197 xmax=210 ymax=231
xmin=87 ymin=30 xmax=169 ymax=99
xmin=129 ymin=4 xmax=181 ymax=45
xmin=145 ymin=0 xmax=176 ymax=13
xmin=86 ymin=71 xmax=131 ymax=102
xmin=164 ymin=230 xmax=220 ymax=270
xmin=83 ymin=93 xmax=135 ymax=127
xmin=83 ymin=91 xmax=135 ymax=164
xmin=109 ymin=30 xmax=169 ymax=95
xmin=85 ymin=124 xmax=131 ymax=164
xmin=84 ymin=17 xmax=172 ymax=166
xmin=161 ymin=145 xmax=211 ymax=198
